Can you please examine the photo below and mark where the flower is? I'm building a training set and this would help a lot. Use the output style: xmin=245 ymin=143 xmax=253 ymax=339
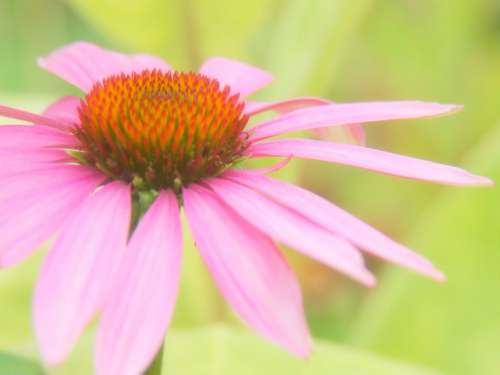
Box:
xmin=0 ymin=42 xmax=492 ymax=375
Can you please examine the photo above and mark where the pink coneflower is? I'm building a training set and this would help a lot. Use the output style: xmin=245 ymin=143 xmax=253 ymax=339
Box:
xmin=0 ymin=42 xmax=492 ymax=375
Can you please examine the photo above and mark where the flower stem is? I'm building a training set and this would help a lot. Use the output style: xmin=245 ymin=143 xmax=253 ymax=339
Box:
xmin=144 ymin=344 xmax=164 ymax=375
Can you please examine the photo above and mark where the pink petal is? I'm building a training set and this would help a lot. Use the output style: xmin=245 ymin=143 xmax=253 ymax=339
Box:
xmin=224 ymin=170 xmax=445 ymax=280
xmin=244 ymin=97 xmax=330 ymax=117
xmin=96 ymin=191 xmax=182 ymax=375
xmin=0 ymin=125 xmax=75 ymax=151
xmin=249 ymin=101 xmax=463 ymax=141
xmin=0 ymin=99 xmax=80 ymax=166
xmin=42 ymin=96 xmax=81 ymax=125
xmin=204 ymin=178 xmax=375 ymax=286
xmin=247 ymin=138 xmax=493 ymax=186
xmin=244 ymin=98 xmax=366 ymax=145
xmin=34 ymin=182 xmax=131 ymax=364
xmin=0 ymin=103 xmax=69 ymax=129
xmin=240 ymin=156 xmax=292 ymax=175
xmin=39 ymin=41 xmax=172 ymax=92
xmin=0 ymin=151 xmax=73 ymax=180
xmin=0 ymin=149 xmax=70 ymax=165
xmin=0 ymin=159 xmax=61 ymax=179
xmin=199 ymin=57 xmax=273 ymax=98
xmin=0 ymin=166 xmax=104 ymax=267
xmin=346 ymin=123 xmax=366 ymax=145
xmin=184 ymin=184 xmax=311 ymax=357
xmin=0 ymin=164 xmax=97 ymax=202
xmin=311 ymin=123 xmax=366 ymax=145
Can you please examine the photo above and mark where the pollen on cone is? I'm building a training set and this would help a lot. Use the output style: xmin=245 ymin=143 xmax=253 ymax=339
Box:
xmin=74 ymin=70 xmax=249 ymax=189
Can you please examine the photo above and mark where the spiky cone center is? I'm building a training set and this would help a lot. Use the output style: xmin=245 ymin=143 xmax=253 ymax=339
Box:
xmin=74 ymin=70 xmax=249 ymax=191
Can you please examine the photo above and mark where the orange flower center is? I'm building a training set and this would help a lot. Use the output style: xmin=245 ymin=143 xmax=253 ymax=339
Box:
xmin=74 ymin=70 xmax=249 ymax=190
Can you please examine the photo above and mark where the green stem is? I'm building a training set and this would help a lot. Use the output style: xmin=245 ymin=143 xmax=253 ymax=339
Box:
xmin=144 ymin=344 xmax=165 ymax=375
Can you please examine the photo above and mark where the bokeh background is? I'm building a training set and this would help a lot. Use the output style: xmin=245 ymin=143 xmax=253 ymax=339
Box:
xmin=0 ymin=0 xmax=499 ymax=374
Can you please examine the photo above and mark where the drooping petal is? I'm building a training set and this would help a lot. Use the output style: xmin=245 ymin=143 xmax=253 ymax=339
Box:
xmin=247 ymin=138 xmax=493 ymax=186
xmin=96 ymin=191 xmax=182 ymax=375
xmin=0 ymin=103 xmax=69 ymax=129
xmin=249 ymin=101 xmax=462 ymax=141
xmin=38 ymin=41 xmax=172 ymax=92
xmin=184 ymin=184 xmax=311 ymax=357
xmin=204 ymin=178 xmax=375 ymax=286
xmin=244 ymin=98 xmax=366 ymax=145
xmin=0 ymin=166 xmax=104 ymax=267
xmin=34 ymin=182 xmax=131 ymax=364
xmin=199 ymin=57 xmax=273 ymax=98
xmin=0 ymin=101 xmax=78 ymax=164
xmin=224 ymin=170 xmax=445 ymax=280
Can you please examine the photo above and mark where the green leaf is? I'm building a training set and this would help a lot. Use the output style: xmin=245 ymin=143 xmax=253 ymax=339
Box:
xmin=0 ymin=352 xmax=44 ymax=375
xmin=63 ymin=0 xmax=276 ymax=69
xmin=162 ymin=326 xmax=441 ymax=374
xmin=350 ymin=125 xmax=500 ymax=375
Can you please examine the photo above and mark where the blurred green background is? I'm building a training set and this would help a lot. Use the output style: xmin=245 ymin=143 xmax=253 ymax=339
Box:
xmin=0 ymin=0 xmax=499 ymax=374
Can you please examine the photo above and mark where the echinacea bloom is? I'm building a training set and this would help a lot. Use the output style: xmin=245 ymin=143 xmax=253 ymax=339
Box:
xmin=0 ymin=42 xmax=492 ymax=375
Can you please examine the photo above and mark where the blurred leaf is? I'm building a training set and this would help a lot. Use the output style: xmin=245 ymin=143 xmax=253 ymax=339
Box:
xmin=0 ymin=250 xmax=43 ymax=350
xmin=48 ymin=326 xmax=442 ymax=374
xmin=350 ymin=125 xmax=500 ymax=374
xmin=170 ymin=213 xmax=222 ymax=328
xmin=295 ymin=1 xmax=500 ymax=323
xmin=262 ymin=0 xmax=373 ymax=98
xmin=305 ymin=0 xmax=500 ymax=238
xmin=334 ymin=0 xmax=500 ymax=160
xmin=163 ymin=326 xmax=441 ymax=374
xmin=0 ymin=0 xmax=107 ymax=93
xmin=0 ymin=352 xmax=44 ymax=375
xmin=46 ymin=332 xmax=93 ymax=375
xmin=63 ymin=0 xmax=186 ymax=65
xmin=63 ymin=0 xmax=276 ymax=69
xmin=63 ymin=0 xmax=374 ymax=95
xmin=191 ymin=0 xmax=275 ymax=62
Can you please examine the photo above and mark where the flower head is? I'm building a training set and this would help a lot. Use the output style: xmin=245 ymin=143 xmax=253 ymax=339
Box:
xmin=0 ymin=42 xmax=492 ymax=375
xmin=76 ymin=70 xmax=248 ymax=189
